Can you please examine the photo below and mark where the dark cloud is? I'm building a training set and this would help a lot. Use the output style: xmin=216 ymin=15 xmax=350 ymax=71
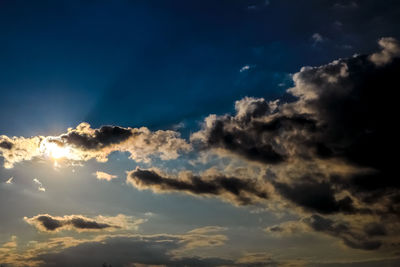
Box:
xmin=0 ymin=140 xmax=13 ymax=150
xmin=24 ymin=214 xmax=117 ymax=232
xmin=364 ymin=223 xmax=387 ymax=237
xmin=70 ymin=217 xmax=112 ymax=230
xmin=127 ymin=168 xmax=268 ymax=205
xmin=304 ymin=215 xmax=384 ymax=250
xmin=27 ymin=227 xmax=231 ymax=267
xmin=193 ymin=38 xmax=400 ymax=215
xmin=273 ymin=179 xmax=356 ymax=214
xmin=191 ymin=97 xmax=287 ymax=164
xmin=35 ymin=236 xmax=232 ymax=267
xmin=56 ymin=124 xmax=133 ymax=150
xmin=35 ymin=215 xmax=64 ymax=231
xmin=190 ymin=38 xmax=400 ymax=250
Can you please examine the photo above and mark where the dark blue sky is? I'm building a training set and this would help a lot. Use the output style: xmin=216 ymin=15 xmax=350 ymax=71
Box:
xmin=1 ymin=0 xmax=399 ymax=136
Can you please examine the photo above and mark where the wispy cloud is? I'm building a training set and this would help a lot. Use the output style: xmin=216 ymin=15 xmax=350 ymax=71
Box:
xmin=93 ymin=171 xmax=118 ymax=181
xmin=5 ymin=176 xmax=13 ymax=184
xmin=33 ymin=178 xmax=45 ymax=192
xmin=239 ymin=65 xmax=254 ymax=72
xmin=311 ymin=33 xmax=325 ymax=46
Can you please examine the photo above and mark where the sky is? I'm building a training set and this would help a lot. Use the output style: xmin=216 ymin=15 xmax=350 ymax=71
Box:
xmin=1 ymin=0 xmax=400 ymax=266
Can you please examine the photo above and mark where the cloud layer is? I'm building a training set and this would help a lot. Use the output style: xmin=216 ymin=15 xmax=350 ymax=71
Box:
xmin=1 ymin=226 xmax=229 ymax=267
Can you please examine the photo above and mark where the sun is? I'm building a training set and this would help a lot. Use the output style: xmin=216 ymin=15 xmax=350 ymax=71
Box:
xmin=42 ymin=141 xmax=71 ymax=159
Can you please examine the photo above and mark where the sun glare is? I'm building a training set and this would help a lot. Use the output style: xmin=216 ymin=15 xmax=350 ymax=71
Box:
xmin=42 ymin=141 xmax=71 ymax=159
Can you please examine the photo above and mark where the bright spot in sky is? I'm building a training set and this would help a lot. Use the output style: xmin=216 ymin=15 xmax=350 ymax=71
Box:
xmin=41 ymin=141 xmax=71 ymax=159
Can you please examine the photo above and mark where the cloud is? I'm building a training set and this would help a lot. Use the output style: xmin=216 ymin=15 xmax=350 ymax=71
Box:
xmin=191 ymin=97 xmax=287 ymax=165
xmin=239 ymin=65 xmax=252 ymax=72
xmin=0 ymin=135 xmax=43 ymax=168
xmin=369 ymin=37 xmax=400 ymax=66
xmin=93 ymin=171 xmax=118 ymax=181
xmin=192 ymin=37 xmax=400 ymax=210
xmin=0 ymin=236 xmax=19 ymax=265
xmin=33 ymin=178 xmax=46 ymax=192
xmin=189 ymin=38 xmax=400 ymax=250
xmin=303 ymin=215 xmax=384 ymax=250
xmin=265 ymin=214 xmax=393 ymax=251
xmin=0 ymin=122 xmax=191 ymax=168
xmin=312 ymin=33 xmax=325 ymax=44
xmin=1 ymin=227 xmax=229 ymax=267
xmin=127 ymin=167 xmax=269 ymax=205
xmin=247 ymin=0 xmax=270 ymax=10
xmin=333 ymin=1 xmax=358 ymax=9
xmin=2 ymin=37 xmax=400 ymax=255
xmin=0 ymin=140 xmax=13 ymax=149
xmin=24 ymin=214 xmax=144 ymax=233
xmin=272 ymin=178 xmax=357 ymax=214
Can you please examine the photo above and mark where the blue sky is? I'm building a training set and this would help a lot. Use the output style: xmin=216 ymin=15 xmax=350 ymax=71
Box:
xmin=2 ymin=0 xmax=399 ymax=136
xmin=1 ymin=1 xmax=400 ymax=266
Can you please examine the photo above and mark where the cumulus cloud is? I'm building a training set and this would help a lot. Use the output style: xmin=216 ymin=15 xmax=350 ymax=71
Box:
xmin=369 ymin=37 xmax=400 ymax=66
xmin=93 ymin=171 xmax=118 ymax=181
xmin=191 ymin=97 xmax=287 ymax=165
xmin=187 ymin=38 xmax=400 ymax=249
xmin=24 ymin=214 xmax=144 ymax=233
xmin=127 ymin=167 xmax=269 ymax=205
xmin=0 ymin=135 xmax=43 ymax=168
xmin=0 ymin=122 xmax=191 ymax=168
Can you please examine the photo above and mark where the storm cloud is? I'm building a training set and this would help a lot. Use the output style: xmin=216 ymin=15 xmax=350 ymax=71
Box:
xmin=191 ymin=37 xmax=400 ymax=216
xmin=188 ymin=38 xmax=400 ymax=250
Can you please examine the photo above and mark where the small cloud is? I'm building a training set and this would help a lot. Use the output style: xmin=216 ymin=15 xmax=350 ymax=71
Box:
xmin=239 ymin=65 xmax=254 ymax=72
xmin=341 ymin=44 xmax=353 ymax=50
xmin=333 ymin=20 xmax=343 ymax=28
xmin=248 ymin=0 xmax=270 ymax=10
xmin=93 ymin=171 xmax=118 ymax=181
xmin=5 ymin=176 xmax=13 ymax=184
xmin=334 ymin=1 xmax=358 ymax=9
xmin=369 ymin=37 xmax=400 ymax=66
xmin=172 ymin=122 xmax=185 ymax=131
xmin=311 ymin=33 xmax=325 ymax=45
xmin=144 ymin=212 xmax=155 ymax=217
xmin=33 ymin=178 xmax=46 ymax=192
